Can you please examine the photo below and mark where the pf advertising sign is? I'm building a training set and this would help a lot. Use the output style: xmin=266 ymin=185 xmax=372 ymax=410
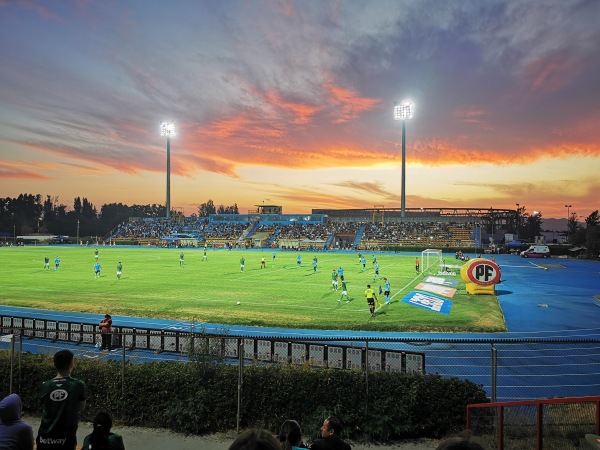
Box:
xmin=460 ymin=259 xmax=501 ymax=286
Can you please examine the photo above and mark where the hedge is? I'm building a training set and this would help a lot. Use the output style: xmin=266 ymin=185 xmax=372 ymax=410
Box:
xmin=0 ymin=351 xmax=488 ymax=442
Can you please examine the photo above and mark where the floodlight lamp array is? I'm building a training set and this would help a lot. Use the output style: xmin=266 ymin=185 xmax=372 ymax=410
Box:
xmin=160 ymin=121 xmax=175 ymax=136
xmin=394 ymin=100 xmax=414 ymax=121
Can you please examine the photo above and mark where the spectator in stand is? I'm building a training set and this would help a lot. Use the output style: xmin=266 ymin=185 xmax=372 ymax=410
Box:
xmin=36 ymin=349 xmax=86 ymax=450
xmin=310 ymin=416 xmax=351 ymax=450
xmin=81 ymin=411 xmax=124 ymax=450
xmin=278 ymin=419 xmax=307 ymax=450
xmin=435 ymin=431 xmax=485 ymax=449
xmin=0 ymin=393 xmax=34 ymax=450
xmin=229 ymin=429 xmax=280 ymax=450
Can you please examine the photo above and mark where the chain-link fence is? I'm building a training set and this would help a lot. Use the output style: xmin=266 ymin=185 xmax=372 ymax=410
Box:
xmin=2 ymin=326 xmax=600 ymax=403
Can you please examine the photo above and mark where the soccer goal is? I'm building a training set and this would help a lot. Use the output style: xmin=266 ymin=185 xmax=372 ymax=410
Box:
xmin=421 ymin=249 xmax=443 ymax=274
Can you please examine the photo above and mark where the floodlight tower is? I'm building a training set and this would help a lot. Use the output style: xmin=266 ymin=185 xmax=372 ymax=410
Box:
xmin=565 ymin=204 xmax=572 ymax=243
xmin=394 ymin=100 xmax=414 ymax=218
xmin=160 ymin=121 xmax=175 ymax=219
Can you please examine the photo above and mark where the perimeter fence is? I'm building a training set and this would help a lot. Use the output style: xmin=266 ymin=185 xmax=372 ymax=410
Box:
xmin=2 ymin=325 xmax=600 ymax=402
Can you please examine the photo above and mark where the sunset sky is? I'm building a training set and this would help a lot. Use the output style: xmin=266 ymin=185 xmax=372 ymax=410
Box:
xmin=1 ymin=0 xmax=599 ymax=220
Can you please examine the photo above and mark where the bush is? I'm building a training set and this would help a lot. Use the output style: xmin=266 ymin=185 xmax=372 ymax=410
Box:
xmin=0 ymin=351 xmax=488 ymax=441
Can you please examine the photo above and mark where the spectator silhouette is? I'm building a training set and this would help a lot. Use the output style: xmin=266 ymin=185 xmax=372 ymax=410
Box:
xmin=278 ymin=419 xmax=307 ymax=450
xmin=229 ymin=429 xmax=281 ymax=450
xmin=310 ymin=416 xmax=351 ymax=450
xmin=0 ymin=393 xmax=34 ymax=450
xmin=81 ymin=411 xmax=124 ymax=450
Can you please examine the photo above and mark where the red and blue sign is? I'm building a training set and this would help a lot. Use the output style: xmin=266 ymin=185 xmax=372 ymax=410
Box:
xmin=464 ymin=260 xmax=501 ymax=286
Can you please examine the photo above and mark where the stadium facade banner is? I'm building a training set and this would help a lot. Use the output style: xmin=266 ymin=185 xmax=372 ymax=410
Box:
xmin=402 ymin=291 xmax=453 ymax=315
xmin=423 ymin=276 xmax=459 ymax=288
xmin=415 ymin=283 xmax=457 ymax=298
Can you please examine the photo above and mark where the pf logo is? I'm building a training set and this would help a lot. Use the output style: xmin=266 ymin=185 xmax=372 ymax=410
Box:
xmin=50 ymin=390 xmax=68 ymax=402
xmin=465 ymin=260 xmax=501 ymax=286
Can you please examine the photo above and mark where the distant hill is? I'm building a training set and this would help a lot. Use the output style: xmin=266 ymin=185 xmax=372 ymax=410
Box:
xmin=542 ymin=218 xmax=567 ymax=232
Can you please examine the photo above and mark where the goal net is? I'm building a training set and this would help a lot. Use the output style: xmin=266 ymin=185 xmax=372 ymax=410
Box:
xmin=420 ymin=249 xmax=443 ymax=274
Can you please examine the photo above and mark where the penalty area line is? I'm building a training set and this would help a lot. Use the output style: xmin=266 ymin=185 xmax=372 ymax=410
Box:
xmin=527 ymin=261 xmax=549 ymax=270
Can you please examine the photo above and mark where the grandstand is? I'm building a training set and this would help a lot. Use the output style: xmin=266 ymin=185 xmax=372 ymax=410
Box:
xmin=107 ymin=206 xmax=518 ymax=251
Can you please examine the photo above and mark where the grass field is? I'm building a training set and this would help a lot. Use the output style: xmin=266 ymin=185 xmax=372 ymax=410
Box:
xmin=0 ymin=246 xmax=506 ymax=332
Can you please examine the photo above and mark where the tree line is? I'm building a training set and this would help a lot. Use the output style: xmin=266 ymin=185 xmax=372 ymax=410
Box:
xmin=0 ymin=194 xmax=238 ymax=238
xmin=1 ymin=193 xmax=597 ymax=256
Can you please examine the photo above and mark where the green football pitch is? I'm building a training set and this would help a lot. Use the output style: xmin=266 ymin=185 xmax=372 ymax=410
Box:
xmin=0 ymin=246 xmax=506 ymax=332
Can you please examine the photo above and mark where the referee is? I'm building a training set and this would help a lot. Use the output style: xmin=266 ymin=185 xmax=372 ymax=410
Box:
xmin=365 ymin=284 xmax=377 ymax=317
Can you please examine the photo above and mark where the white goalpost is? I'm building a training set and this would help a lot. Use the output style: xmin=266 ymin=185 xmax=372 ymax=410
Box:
xmin=420 ymin=249 xmax=443 ymax=274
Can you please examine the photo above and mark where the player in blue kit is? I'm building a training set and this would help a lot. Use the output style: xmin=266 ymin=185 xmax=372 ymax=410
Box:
xmin=337 ymin=266 xmax=344 ymax=281
xmin=373 ymin=262 xmax=381 ymax=280
xmin=384 ymin=278 xmax=391 ymax=304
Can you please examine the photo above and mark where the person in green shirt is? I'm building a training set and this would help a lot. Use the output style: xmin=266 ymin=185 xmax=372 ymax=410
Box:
xmin=339 ymin=280 xmax=349 ymax=303
xmin=36 ymin=349 xmax=86 ymax=450
xmin=331 ymin=270 xmax=338 ymax=291
xmin=240 ymin=256 xmax=245 ymax=272
xmin=82 ymin=411 xmax=124 ymax=450
xmin=116 ymin=262 xmax=123 ymax=280
xmin=179 ymin=252 xmax=184 ymax=266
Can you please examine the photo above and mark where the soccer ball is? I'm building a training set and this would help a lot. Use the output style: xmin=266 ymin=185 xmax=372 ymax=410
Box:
xmin=236 ymin=301 xmax=241 ymax=305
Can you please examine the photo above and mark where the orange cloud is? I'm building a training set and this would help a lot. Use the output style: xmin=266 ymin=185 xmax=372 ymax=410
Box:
xmin=453 ymin=106 xmax=489 ymax=127
xmin=264 ymin=91 xmax=320 ymax=124
xmin=253 ymin=184 xmax=378 ymax=210
xmin=324 ymin=82 xmax=381 ymax=123
xmin=0 ymin=164 xmax=50 ymax=180
xmin=521 ymin=50 xmax=583 ymax=94
xmin=407 ymin=138 xmax=600 ymax=166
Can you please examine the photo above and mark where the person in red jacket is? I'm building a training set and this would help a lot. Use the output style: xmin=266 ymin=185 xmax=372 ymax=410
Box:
xmin=99 ymin=314 xmax=112 ymax=351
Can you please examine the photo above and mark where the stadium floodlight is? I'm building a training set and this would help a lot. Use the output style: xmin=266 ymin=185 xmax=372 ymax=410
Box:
xmin=161 ymin=121 xmax=175 ymax=219
xmin=394 ymin=100 xmax=414 ymax=218
xmin=160 ymin=121 xmax=175 ymax=137
xmin=394 ymin=100 xmax=414 ymax=121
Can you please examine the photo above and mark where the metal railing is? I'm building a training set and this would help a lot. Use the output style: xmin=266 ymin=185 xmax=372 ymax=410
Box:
xmin=467 ymin=396 xmax=600 ymax=449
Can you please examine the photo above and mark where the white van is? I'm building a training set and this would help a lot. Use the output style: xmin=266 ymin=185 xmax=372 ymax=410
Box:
xmin=520 ymin=245 xmax=550 ymax=258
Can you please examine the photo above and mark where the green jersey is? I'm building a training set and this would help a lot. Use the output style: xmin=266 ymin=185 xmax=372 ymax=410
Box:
xmin=332 ymin=272 xmax=338 ymax=281
xmin=117 ymin=263 xmax=123 ymax=272
xmin=37 ymin=376 xmax=86 ymax=446
xmin=82 ymin=432 xmax=124 ymax=450
xmin=341 ymin=281 xmax=347 ymax=291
